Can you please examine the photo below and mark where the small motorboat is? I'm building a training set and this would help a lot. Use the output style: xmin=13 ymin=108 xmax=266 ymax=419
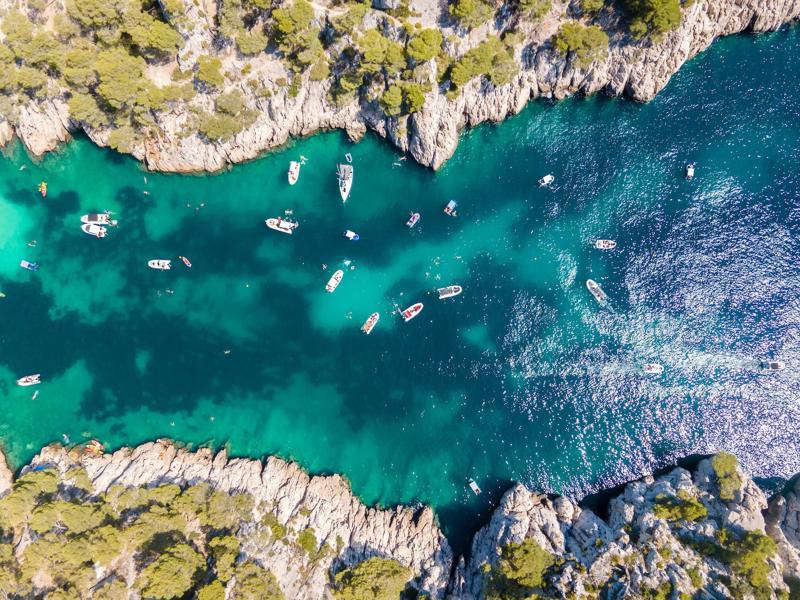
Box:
xmin=468 ymin=479 xmax=482 ymax=495
xmin=84 ymin=439 xmax=104 ymax=456
xmin=38 ymin=181 xmax=47 ymax=197
xmin=148 ymin=259 xmax=171 ymax=270
xmin=81 ymin=223 xmax=107 ymax=238
xmin=760 ymin=360 xmax=786 ymax=371
xmin=20 ymin=260 xmax=39 ymax=272
xmin=438 ymin=285 xmax=462 ymax=299
xmin=288 ymin=161 xmax=300 ymax=185
xmin=538 ymin=174 xmax=554 ymax=187
xmin=265 ymin=218 xmax=299 ymax=234
xmin=595 ymin=239 xmax=617 ymax=250
xmin=686 ymin=163 xmax=695 ymax=181
xmin=344 ymin=230 xmax=360 ymax=241
xmin=345 ymin=153 xmax=353 ymax=163
xmin=406 ymin=212 xmax=420 ymax=228
xmin=17 ymin=374 xmax=41 ymax=387
xmin=326 ymin=269 xmax=344 ymax=293
xmin=586 ymin=279 xmax=607 ymax=303
xmin=444 ymin=200 xmax=458 ymax=217
xmin=401 ymin=302 xmax=423 ymax=322
xmin=337 ymin=164 xmax=354 ymax=203
xmin=179 ymin=256 xmax=192 ymax=268
xmin=643 ymin=363 xmax=664 ymax=375
xmin=0 ymin=292 xmax=5 ymax=298
xmin=361 ymin=312 xmax=380 ymax=334
xmin=81 ymin=212 xmax=117 ymax=226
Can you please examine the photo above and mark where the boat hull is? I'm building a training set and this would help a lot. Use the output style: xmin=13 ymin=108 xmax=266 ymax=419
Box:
xmin=265 ymin=218 xmax=297 ymax=234
xmin=438 ymin=285 xmax=462 ymax=299
xmin=401 ymin=303 xmax=423 ymax=322
xmin=81 ymin=224 xmax=107 ymax=238
xmin=326 ymin=269 xmax=344 ymax=292
xmin=17 ymin=375 xmax=40 ymax=386
xmin=361 ymin=312 xmax=379 ymax=334
xmin=586 ymin=279 xmax=607 ymax=303
xmin=148 ymin=260 xmax=171 ymax=270
xmin=288 ymin=161 xmax=300 ymax=185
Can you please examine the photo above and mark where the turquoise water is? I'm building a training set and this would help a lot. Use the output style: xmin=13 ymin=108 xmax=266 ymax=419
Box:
xmin=2 ymin=27 xmax=800 ymax=549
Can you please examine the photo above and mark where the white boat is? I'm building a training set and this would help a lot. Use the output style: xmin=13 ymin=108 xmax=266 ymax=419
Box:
xmin=17 ymin=374 xmax=40 ymax=387
xmin=265 ymin=218 xmax=299 ymax=234
xmin=594 ymin=239 xmax=617 ymax=250
xmin=81 ymin=223 xmax=107 ymax=238
xmin=20 ymin=260 xmax=39 ymax=272
xmin=148 ymin=259 xmax=171 ymax=270
xmin=686 ymin=163 xmax=695 ymax=180
xmin=326 ymin=269 xmax=344 ymax=292
xmin=438 ymin=285 xmax=462 ymax=299
xmin=444 ymin=200 xmax=458 ymax=217
xmin=81 ymin=212 xmax=117 ymax=226
xmin=401 ymin=302 xmax=423 ymax=322
xmin=288 ymin=161 xmax=300 ymax=185
xmin=761 ymin=360 xmax=786 ymax=371
xmin=468 ymin=478 xmax=482 ymax=495
xmin=337 ymin=164 xmax=353 ymax=203
xmin=538 ymin=174 xmax=555 ymax=187
xmin=406 ymin=212 xmax=420 ymax=228
xmin=586 ymin=279 xmax=607 ymax=303
xmin=361 ymin=312 xmax=379 ymax=334
xmin=643 ymin=363 xmax=664 ymax=375
xmin=344 ymin=230 xmax=360 ymax=241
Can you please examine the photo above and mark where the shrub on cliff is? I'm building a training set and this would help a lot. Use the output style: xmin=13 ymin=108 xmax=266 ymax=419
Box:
xmin=485 ymin=538 xmax=555 ymax=599
xmin=196 ymin=55 xmax=225 ymax=90
xmin=653 ymin=490 xmax=707 ymax=522
xmin=517 ymin=0 xmax=551 ymax=19
xmin=712 ymin=452 xmax=742 ymax=501
xmin=233 ymin=561 xmax=285 ymax=600
xmin=333 ymin=557 xmax=412 ymax=600
xmin=449 ymin=36 xmax=518 ymax=89
xmin=552 ymin=21 xmax=609 ymax=69
xmin=580 ymin=0 xmax=605 ymax=13
xmin=449 ymin=0 xmax=494 ymax=30
xmin=136 ymin=543 xmax=205 ymax=598
xmin=407 ymin=29 xmax=443 ymax=63
xmin=623 ymin=0 xmax=681 ymax=39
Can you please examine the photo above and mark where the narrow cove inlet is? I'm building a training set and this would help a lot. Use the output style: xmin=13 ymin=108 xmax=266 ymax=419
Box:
xmin=1 ymin=26 xmax=800 ymax=563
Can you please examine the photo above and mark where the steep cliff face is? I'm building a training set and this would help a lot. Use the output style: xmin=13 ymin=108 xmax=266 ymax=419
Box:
xmin=1 ymin=0 xmax=797 ymax=172
xmin=7 ymin=442 xmax=800 ymax=599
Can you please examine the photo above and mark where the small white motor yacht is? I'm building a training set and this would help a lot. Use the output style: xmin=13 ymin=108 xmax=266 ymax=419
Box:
xmin=326 ymin=269 xmax=344 ymax=293
xmin=438 ymin=285 xmax=462 ymax=299
xmin=760 ymin=360 xmax=786 ymax=371
xmin=81 ymin=212 xmax=117 ymax=226
xmin=586 ymin=279 xmax=607 ymax=303
xmin=643 ymin=363 xmax=664 ymax=375
xmin=265 ymin=218 xmax=299 ymax=234
xmin=468 ymin=479 xmax=482 ymax=495
xmin=17 ymin=374 xmax=41 ymax=387
xmin=686 ymin=163 xmax=695 ymax=180
xmin=401 ymin=303 xmax=423 ymax=322
xmin=594 ymin=239 xmax=617 ymax=250
xmin=288 ymin=161 xmax=300 ymax=185
xmin=148 ymin=259 xmax=171 ymax=270
xmin=81 ymin=223 xmax=107 ymax=238
xmin=406 ymin=212 xmax=420 ymax=228
xmin=444 ymin=200 xmax=458 ymax=217
xmin=361 ymin=312 xmax=379 ymax=334
xmin=344 ymin=230 xmax=360 ymax=241
xmin=538 ymin=174 xmax=555 ymax=187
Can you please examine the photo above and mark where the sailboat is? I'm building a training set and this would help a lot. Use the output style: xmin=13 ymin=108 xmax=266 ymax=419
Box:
xmin=337 ymin=164 xmax=353 ymax=203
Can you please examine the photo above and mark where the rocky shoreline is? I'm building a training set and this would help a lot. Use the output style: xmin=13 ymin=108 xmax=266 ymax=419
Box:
xmin=1 ymin=0 xmax=798 ymax=173
xmin=4 ymin=439 xmax=800 ymax=599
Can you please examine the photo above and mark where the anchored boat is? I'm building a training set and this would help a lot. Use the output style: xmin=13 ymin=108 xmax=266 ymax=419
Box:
xmin=337 ymin=164 xmax=353 ymax=203
xmin=179 ymin=256 xmax=192 ymax=268
xmin=594 ymin=239 xmax=617 ymax=250
xmin=20 ymin=260 xmax=39 ymax=272
xmin=761 ymin=360 xmax=785 ymax=371
xmin=438 ymin=285 xmax=462 ymax=299
xmin=686 ymin=162 xmax=695 ymax=180
xmin=401 ymin=302 xmax=423 ymax=322
xmin=444 ymin=200 xmax=458 ymax=217
xmin=361 ymin=312 xmax=379 ymax=334
xmin=17 ymin=374 xmax=41 ymax=387
xmin=344 ymin=230 xmax=360 ymax=241
xmin=326 ymin=269 xmax=344 ymax=293
xmin=288 ymin=161 xmax=301 ymax=185
xmin=148 ymin=259 xmax=171 ymax=270
xmin=81 ymin=223 xmax=107 ymax=238
xmin=265 ymin=218 xmax=299 ymax=234
xmin=406 ymin=212 xmax=420 ymax=228
xmin=468 ymin=479 xmax=482 ymax=495
xmin=586 ymin=279 xmax=607 ymax=303
xmin=38 ymin=181 xmax=47 ymax=197
xmin=643 ymin=363 xmax=664 ymax=375
xmin=538 ymin=174 xmax=554 ymax=187
xmin=81 ymin=212 xmax=117 ymax=226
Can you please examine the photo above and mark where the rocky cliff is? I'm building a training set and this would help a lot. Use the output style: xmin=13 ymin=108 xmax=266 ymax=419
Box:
xmin=4 ymin=440 xmax=800 ymax=599
xmin=0 ymin=0 xmax=797 ymax=173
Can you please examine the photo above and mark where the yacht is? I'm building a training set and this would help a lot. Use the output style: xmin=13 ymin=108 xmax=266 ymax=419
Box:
xmin=337 ymin=164 xmax=353 ymax=203
xmin=438 ymin=285 xmax=462 ymax=299
xmin=265 ymin=218 xmax=299 ymax=234
xmin=17 ymin=374 xmax=41 ymax=387
xmin=288 ymin=161 xmax=300 ymax=185
xmin=686 ymin=163 xmax=695 ymax=180
xmin=468 ymin=478 xmax=482 ymax=495
xmin=444 ymin=200 xmax=458 ymax=217
xmin=344 ymin=230 xmax=360 ymax=241
xmin=538 ymin=174 xmax=555 ymax=187
xmin=81 ymin=223 xmax=107 ymax=238
xmin=586 ymin=279 xmax=607 ymax=303
xmin=401 ymin=302 xmax=423 ymax=322
xmin=643 ymin=363 xmax=664 ymax=375
xmin=361 ymin=312 xmax=379 ymax=335
xmin=148 ymin=259 xmax=172 ymax=270
xmin=20 ymin=260 xmax=39 ymax=272
xmin=326 ymin=269 xmax=344 ymax=293
xmin=760 ymin=360 xmax=786 ymax=371
xmin=81 ymin=212 xmax=117 ymax=226
xmin=594 ymin=239 xmax=617 ymax=250
xmin=406 ymin=212 xmax=420 ymax=228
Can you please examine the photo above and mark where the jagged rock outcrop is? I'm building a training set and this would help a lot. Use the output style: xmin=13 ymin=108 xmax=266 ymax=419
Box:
xmin=0 ymin=0 xmax=797 ymax=172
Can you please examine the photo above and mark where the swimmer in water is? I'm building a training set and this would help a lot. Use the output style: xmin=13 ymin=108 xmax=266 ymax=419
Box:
xmin=62 ymin=434 xmax=70 ymax=444
xmin=322 ymin=264 xmax=327 ymax=270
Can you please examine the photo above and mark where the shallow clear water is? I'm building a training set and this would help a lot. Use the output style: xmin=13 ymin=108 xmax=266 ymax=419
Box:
xmin=2 ymin=27 xmax=800 ymax=550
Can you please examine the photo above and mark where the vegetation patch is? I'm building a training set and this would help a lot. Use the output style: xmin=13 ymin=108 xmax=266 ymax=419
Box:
xmin=333 ymin=556 xmax=412 ymax=600
xmin=622 ymin=0 xmax=682 ymax=39
xmin=652 ymin=490 xmax=708 ymax=522
xmin=485 ymin=538 xmax=556 ymax=599
xmin=552 ymin=21 xmax=609 ymax=69
xmin=712 ymin=452 xmax=742 ymax=501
